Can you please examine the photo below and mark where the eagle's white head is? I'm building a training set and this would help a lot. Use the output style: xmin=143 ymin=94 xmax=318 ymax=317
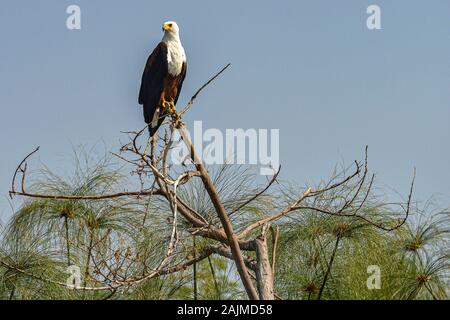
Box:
xmin=162 ymin=21 xmax=180 ymax=40
xmin=161 ymin=20 xmax=186 ymax=75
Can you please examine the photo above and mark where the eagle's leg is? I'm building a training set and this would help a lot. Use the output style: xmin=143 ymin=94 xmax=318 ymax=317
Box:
xmin=164 ymin=99 xmax=177 ymax=116
xmin=164 ymin=98 xmax=184 ymax=128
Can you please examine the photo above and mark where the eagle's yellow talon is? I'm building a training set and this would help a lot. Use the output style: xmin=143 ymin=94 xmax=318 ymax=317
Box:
xmin=161 ymin=98 xmax=183 ymax=127
xmin=162 ymin=98 xmax=171 ymax=110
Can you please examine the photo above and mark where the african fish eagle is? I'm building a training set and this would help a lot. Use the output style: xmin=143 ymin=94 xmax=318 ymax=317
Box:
xmin=139 ymin=21 xmax=187 ymax=136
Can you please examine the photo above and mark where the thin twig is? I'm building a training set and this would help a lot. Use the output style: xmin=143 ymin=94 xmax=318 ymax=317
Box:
xmin=179 ymin=64 xmax=231 ymax=116
xmin=10 ymin=146 xmax=40 ymax=197
xmin=9 ymin=189 xmax=163 ymax=200
xmin=238 ymin=188 xmax=312 ymax=239
xmin=229 ymin=165 xmax=281 ymax=216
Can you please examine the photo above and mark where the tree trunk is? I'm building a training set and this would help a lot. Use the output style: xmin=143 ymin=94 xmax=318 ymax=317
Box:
xmin=179 ymin=126 xmax=259 ymax=300
xmin=193 ymin=235 xmax=198 ymax=300
xmin=254 ymin=235 xmax=274 ymax=300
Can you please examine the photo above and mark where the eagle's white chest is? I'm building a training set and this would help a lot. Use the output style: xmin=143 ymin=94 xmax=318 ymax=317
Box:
xmin=165 ymin=40 xmax=186 ymax=76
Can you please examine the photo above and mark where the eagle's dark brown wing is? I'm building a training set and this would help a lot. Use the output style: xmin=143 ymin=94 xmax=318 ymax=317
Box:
xmin=139 ymin=42 xmax=168 ymax=134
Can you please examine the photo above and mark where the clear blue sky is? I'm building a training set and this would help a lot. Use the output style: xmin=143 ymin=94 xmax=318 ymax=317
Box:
xmin=1 ymin=0 xmax=449 ymax=221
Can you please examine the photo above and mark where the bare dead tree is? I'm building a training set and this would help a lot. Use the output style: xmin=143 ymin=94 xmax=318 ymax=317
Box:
xmin=6 ymin=65 xmax=415 ymax=300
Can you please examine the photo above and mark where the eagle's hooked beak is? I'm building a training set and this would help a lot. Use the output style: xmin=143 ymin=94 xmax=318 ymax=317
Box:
xmin=162 ymin=23 xmax=172 ymax=31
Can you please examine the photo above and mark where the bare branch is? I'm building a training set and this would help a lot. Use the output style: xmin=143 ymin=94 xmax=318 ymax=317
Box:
xmin=205 ymin=244 xmax=256 ymax=271
xmin=10 ymin=146 xmax=40 ymax=197
xmin=292 ymin=168 xmax=416 ymax=232
xmin=229 ymin=165 xmax=281 ymax=216
xmin=9 ymin=189 xmax=163 ymax=201
xmin=270 ymin=225 xmax=280 ymax=278
xmin=238 ymin=188 xmax=312 ymax=239
xmin=178 ymin=126 xmax=260 ymax=300
xmin=179 ymin=63 xmax=231 ymax=116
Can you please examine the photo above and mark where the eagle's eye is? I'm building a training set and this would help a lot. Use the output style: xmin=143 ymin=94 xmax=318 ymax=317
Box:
xmin=168 ymin=23 xmax=173 ymax=28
